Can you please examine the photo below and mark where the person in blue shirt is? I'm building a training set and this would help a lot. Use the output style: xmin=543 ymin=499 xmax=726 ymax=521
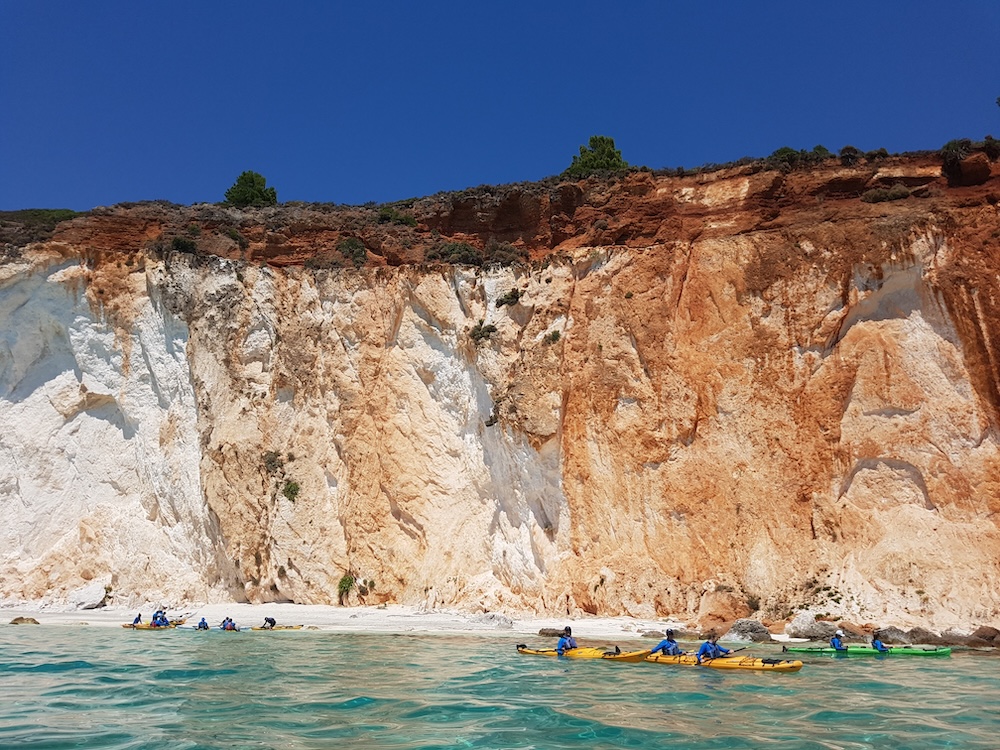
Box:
xmin=196 ymin=618 xmax=210 ymax=630
xmin=132 ymin=613 xmax=142 ymax=626
xmin=696 ymin=634 xmax=731 ymax=664
xmin=650 ymin=629 xmax=684 ymax=656
xmin=830 ymin=629 xmax=848 ymax=651
xmin=871 ymin=631 xmax=889 ymax=653
xmin=556 ymin=626 xmax=578 ymax=655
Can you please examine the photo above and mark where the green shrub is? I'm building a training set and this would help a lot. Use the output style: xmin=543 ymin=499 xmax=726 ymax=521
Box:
xmin=984 ymin=135 xmax=1000 ymax=161
xmin=940 ymin=138 xmax=973 ymax=182
xmin=263 ymin=451 xmax=284 ymax=474
xmin=224 ymin=226 xmax=249 ymax=249
xmin=865 ymin=147 xmax=889 ymax=161
xmin=839 ymin=145 xmax=863 ymax=166
xmin=427 ymin=241 xmax=482 ymax=265
xmin=484 ymin=237 xmax=528 ymax=266
xmin=861 ymin=184 xmax=910 ymax=203
xmin=171 ymin=236 xmax=198 ymax=253
xmin=0 ymin=208 xmax=81 ymax=228
xmin=377 ymin=206 xmax=417 ymax=226
xmin=337 ymin=574 xmax=355 ymax=604
xmin=496 ymin=288 xmax=522 ymax=308
xmin=543 ymin=330 xmax=561 ymax=345
xmin=338 ymin=237 xmax=367 ymax=268
xmin=470 ymin=320 xmax=498 ymax=344
xmin=0 ymin=209 xmax=84 ymax=246
xmin=224 ymin=170 xmax=277 ymax=207
xmin=766 ymin=145 xmax=833 ymax=172
xmin=282 ymin=480 xmax=300 ymax=502
xmin=564 ymin=135 xmax=630 ymax=178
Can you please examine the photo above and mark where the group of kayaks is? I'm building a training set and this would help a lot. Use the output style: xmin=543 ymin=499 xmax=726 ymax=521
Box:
xmin=122 ymin=618 xmax=304 ymax=632
xmin=515 ymin=644 xmax=804 ymax=672
xmin=515 ymin=642 xmax=952 ymax=672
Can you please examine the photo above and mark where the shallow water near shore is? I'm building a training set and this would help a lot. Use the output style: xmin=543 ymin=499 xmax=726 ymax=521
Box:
xmin=1 ymin=627 xmax=998 ymax=749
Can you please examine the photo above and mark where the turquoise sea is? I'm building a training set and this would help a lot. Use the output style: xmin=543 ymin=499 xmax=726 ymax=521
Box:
xmin=1 ymin=627 xmax=998 ymax=749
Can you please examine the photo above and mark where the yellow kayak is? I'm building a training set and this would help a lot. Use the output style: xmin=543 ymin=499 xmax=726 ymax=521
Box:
xmin=516 ymin=645 xmax=652 ymax=662
xmin=121 ymin=622 xmax=183 ymax=630
xmin=646 ymin=653 xmax=803 ymax=672
xmin=250 ymin=625 xmax=304 ymax=631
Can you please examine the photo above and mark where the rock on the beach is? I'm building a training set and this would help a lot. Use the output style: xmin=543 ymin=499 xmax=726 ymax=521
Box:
xmin=876 ymin=626 xmax=910 ymax=644
xmin=469 ymin=612 xmax=513 ymax=629
xmin=69 ymin=580 xmax=111 ymax=610
xmin=10 ymin=617 xmax=39 ymax=625
xmin=970 ymin=625 xmax=999 ymax=642
xmin=538 ymin=628 xmax=565 ymax=637
xmin=906 ymin=627 xmax=946 ymax=645
xmin=786 ymin=613 xmax=840 ymax=640
xmin=724 ymin=619 xmax=773 ymax=642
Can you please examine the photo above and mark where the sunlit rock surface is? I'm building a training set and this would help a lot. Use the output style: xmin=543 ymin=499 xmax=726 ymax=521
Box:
xmin=2 ymin=155 xmax=999 ymax=631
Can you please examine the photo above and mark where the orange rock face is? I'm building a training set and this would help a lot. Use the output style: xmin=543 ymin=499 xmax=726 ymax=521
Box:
xmin=2 ymin=154 xmax=1000 ymax=631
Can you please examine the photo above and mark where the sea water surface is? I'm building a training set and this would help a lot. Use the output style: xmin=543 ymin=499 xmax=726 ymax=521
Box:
xmin=1 ymin=627 xmax=998 ymax=749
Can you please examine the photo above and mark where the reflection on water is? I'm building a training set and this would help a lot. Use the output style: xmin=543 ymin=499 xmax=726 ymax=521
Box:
xmin=0 ymin=628 xmax=998 ymax=749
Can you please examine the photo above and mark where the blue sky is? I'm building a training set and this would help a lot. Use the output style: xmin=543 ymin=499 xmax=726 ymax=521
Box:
xmin=2 ymin=1 xmax=998 ymax=211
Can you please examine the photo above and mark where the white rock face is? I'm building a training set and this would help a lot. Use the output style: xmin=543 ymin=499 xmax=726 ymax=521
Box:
xmin=1 ymin=219 xmax=999 ymax=633
xmin=0 ymin=250 xmax=236 ymax=607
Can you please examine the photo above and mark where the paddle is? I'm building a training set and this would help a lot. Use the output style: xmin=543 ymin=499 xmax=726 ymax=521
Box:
xmin=698 ymin=646 xmax=747 ymax=664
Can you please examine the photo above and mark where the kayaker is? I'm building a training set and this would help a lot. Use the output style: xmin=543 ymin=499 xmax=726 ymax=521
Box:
xmin=871 ymin=631 xmax=890 ymax=653
xmin=830 ymin=629 xmax=848 ymax=651
xmin=132 ymin=613 xmax=142 ymax=626
xmin=650 ymin=629 xmax=685 ymax=656
xmin=556 ymin=626 xmax=578 ymax=655
xmin=696 ymin=634 xmax=731 ymax=664
xmin=196 ymin=618 xmax=210 ymax=630
xmin=223 ymin=618 xmax=238 ymax=631
xmin=262 ymin=617 xmax=277 ymax=630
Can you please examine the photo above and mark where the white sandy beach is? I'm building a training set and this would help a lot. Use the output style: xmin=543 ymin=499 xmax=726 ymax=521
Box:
xmin=1 ymin=602 xmax=797 ymax=642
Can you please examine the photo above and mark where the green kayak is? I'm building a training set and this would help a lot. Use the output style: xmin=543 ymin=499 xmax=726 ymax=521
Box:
xmin=782 ymin=645 xmax=951 ymax=657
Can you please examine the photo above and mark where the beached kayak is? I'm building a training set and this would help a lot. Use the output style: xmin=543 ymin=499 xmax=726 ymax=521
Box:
xmin=646 ymin=653 xmax=803 ymax=672
xmin=516 ymin=645 xmax=652 ymax=662
xmin=250 ymin=625 xmax=304 ymax=631
xmin=782 ymin=645 xmax=951 ymax=657
xmin=121 ymin=623 xmax=182 ymax=630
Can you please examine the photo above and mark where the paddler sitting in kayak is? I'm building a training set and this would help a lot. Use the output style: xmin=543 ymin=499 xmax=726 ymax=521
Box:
xmin=830 ymin=629 xmax=848 ymax=651
xmin=556 ymin=626 xmax=578 ymax=655
xmin=695 ymin=633 xmax=732 ymax=664
xmin=196 ymin=618 xmax=210 ymax=630
xmin=871 ymin=630 xmax=890 ymax=653
xmin=650 ymin=629 xmax=685 ymax=656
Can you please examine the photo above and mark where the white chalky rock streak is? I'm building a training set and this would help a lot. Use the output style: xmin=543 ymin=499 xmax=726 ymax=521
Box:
xmin=0 ymin=253 xmax=235 ymax=607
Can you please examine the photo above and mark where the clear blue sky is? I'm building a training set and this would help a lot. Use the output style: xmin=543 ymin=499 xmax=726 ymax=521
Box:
xmin=2 ymin=1 xmax=998 ymax=211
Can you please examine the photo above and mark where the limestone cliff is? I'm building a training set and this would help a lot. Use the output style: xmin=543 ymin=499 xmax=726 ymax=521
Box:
xmin=2 ymin=154 xmax=999 ymax=632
